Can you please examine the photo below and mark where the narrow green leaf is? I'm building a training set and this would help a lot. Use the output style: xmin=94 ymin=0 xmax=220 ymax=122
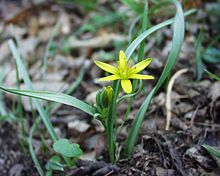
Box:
xmin=0 ymin=87 xmax=96 ymax=116
xmin=50 ymin=61 xmax=89 ymax=114
xmin=202 ymin=144 xmax=220 ymax=159
xmin=204 ymin=69 xmax=220 ymax=81
xmin=8 ymin=39 xmax=58 ymax=142
xmin=121 ymin=0 xmax=144 ymax=13
xmin=42 ymin=22 xmax=60 ymax=81
xmin=125 ymin=8 xmax=196 ymax=59
xmin=107 ymin=80 xmax=120 ymax=163
xmin=123 ymin=0 xmax=186 ymax=156
xmin=126 ymin=2 xmax=149 ymax=118
xmin=149 ymin=1 xmax=171 ymax=16
xmin=195 ymin=30 xmax=204 ymax=80
xmin=117 ymin=80 xmax=143 ymax=104
xmin=0 ymin=66 xmax=7 ymax=116
xmin=46 ymin=156 xmax=64 ymax=172
xmin=8 ymin=29 xmax=72 ymax=167
xmin=107 ymin=7 xmax=195 ymax=162
xmin=29 ymin=117 xmax=44 ymax=176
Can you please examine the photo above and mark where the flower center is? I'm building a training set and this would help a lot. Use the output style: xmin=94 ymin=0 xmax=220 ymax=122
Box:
xmin=121 ymin=70 xmax=128 ymax=79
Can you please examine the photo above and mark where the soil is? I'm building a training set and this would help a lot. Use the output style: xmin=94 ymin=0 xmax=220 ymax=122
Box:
xmin=0 ymin=123 xmax=36 ymax=176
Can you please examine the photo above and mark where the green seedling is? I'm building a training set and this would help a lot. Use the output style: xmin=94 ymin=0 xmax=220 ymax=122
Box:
xmin=46 ymin=155 xmax=64 ymax=176
xmin=53 ymin=138 xmax=83 ymax=159
xmin=45 ymin=138 xmax=83 ymax=175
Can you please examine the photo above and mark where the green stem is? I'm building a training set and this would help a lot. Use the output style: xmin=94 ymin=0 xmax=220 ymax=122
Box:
xmin=0 ymin=66 xmax=7 ymax=115
xmin=15 ymin=59 xmax=27 ymax=152
xmin=106 ymin=80 xmax=120 ymax=163
xmin=29 ymin=117 xmax=44 ymax=176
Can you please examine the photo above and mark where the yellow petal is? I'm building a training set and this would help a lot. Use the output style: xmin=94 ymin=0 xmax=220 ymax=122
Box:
xmin=129 ymin=58 xmax=152 ymax=75
xmin=95 ymin=61 xmax=118 ymax=75
xmin=99 ymin=75 xmax=120 ymax=81
xmin=121 ymin=79 xmax=132 ymax=94
xmin=129 ymin=74 xmax=154 ymax=80
xmin=119 ymin=50 xmax=127 ymax=70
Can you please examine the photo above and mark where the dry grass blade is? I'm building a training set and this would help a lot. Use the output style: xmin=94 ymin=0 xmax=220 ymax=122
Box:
xmin=165 ymin=68 xmax=188 ymax=130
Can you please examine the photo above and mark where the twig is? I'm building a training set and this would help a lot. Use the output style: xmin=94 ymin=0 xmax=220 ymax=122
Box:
xmin=165 ymin=68 xmax=188 ymax=130
xmin=189 ymin=106 xmax=200 ymax=128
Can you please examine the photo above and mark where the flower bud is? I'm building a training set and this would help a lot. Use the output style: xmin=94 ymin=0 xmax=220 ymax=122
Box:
xmin=95 ymin=86 xmax=113 ymax=109
xmin=105 ymin=86 xmax=113 ymax=106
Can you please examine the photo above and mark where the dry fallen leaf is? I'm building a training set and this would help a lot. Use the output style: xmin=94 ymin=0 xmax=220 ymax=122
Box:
xmin=68 ymin=120 xmax=90 ymax=133
xmin=69 ymin=34 xmax=126 ymax=49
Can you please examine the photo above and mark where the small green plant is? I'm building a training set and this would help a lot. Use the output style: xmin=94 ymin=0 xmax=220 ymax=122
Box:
xmin=195 ymin=31 xmax=220 ymax=80
xmin=0 ymin=0 xmax=196 ymax=174
xmin=46 ymin=156 xmax=65 ymax=175
xmin=53 ymin=138 xmax=83 ymax=159
xmin=45 ymin=138 xmax=82 ymax=175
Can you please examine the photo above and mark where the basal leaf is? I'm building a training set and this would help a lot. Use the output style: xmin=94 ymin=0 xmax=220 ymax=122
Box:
xmin=53 ymin=139 xmax=83 ymax=158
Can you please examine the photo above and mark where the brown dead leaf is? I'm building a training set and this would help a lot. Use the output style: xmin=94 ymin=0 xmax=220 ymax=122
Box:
xmin=156 ymin=167 xmax=175 ymax=176
xmin=209 ymin=82 xmax=220 ymax=101
xmin=0 ymin=42 xmax=10 ymax=63
xmin=68 ymin=120 xmax=90 ymax=133
xmin=20 ymin=37 xmax=38 ymax=59
xmin=69 ymin=34 xmax=126 ymax=49
xmin=4 ymin=2 xmax=52 ymax=25
xmin=184 ymin=145 xmax=213 ymax=169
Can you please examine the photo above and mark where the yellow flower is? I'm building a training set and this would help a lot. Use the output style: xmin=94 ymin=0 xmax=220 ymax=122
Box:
xmin=95 ymin=50 xmax=154 ymax=94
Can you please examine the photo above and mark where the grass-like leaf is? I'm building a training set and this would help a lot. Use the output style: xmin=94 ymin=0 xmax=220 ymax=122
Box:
xmin=46 ymin=155 xmax=64 ymax=172
xmin=50 ymin=61 xmax=90 ymax=114
xmin=42 ymin=22 xmax=60 ymax=81
xmin=123 ymin=0 xmax=186 ymax=156
xmin=107 ymin=7 xmax=195 ymax=162
xmin=0 ymin=66 xmax=7 ymax=116
xmin=29 ymin=117 xmax=44 ymax=176
xmin=7 ymin=39 xmax=58 ymax=142
xmin=121 ymin=0 xmax=144 ymax=13
xmin=125 ymin=8 xmax=195 ymax=59
xmin=195 ymin=30 xmax=204 ymax=80
xmin=204 ymin=69 xmax=220 ymax=81
xmin=0 ymin=87 xmax=96 ymax=116
xmin=202 ymin=144 xmax=220 ymax=159
xmin=106 ymin=80 xmax=120 ymax=163
xmin=126 ymin=2 xmax=149 ymax=118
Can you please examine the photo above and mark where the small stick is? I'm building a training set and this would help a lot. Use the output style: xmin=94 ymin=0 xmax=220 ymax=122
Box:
xmin=189 ymin=106 xmax=200 ymax=128
xmin=165 ymin=68 xmax=188 ymax=130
